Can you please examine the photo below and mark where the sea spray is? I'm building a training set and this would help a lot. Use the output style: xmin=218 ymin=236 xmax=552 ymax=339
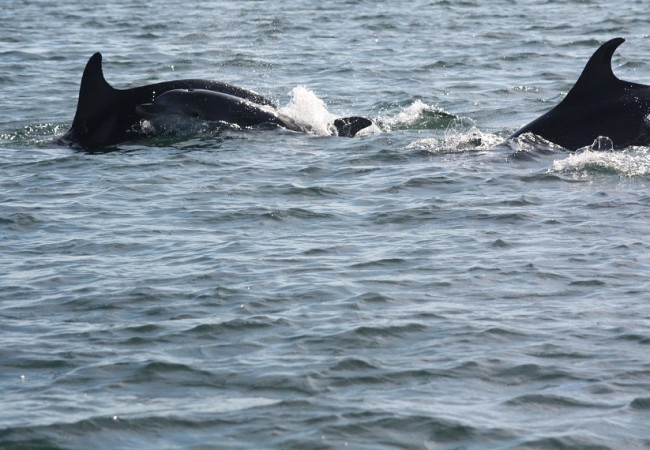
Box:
xmin=278 ymin=86 xmax=337 ymax=136
xmin=550 ymin=148 xmax=650 ymax=177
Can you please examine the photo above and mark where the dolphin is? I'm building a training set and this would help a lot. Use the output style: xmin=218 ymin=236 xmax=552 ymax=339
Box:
xmin=510 ymin=38 xmax=650 ymax=150
xmin=60 ymin=53 xmax=372 ymax=149
xmin=60 ymin=52 xmax=275 ymax=149
xmin=135 ymin=88 xmax=373 ymax=137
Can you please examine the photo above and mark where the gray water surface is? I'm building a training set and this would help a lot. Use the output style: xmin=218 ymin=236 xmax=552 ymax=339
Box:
xmin=2 ymin=1 xmax=650 ymax=449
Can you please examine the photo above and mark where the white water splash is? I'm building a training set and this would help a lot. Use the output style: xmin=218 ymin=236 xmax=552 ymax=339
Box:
xmin=406 ymin=114 xmax=502 ymax=153
xmin=379 ymin=100 xmax=459 ymax=132
xmin=550 ymin=148 xmax=650 ymax=177
xmin=405 ymin=137 xmax=441 ymax=150
xmin=406 ymin=128 xmax=501 ymax=153
xmin=382 ymin=100 xmax=433 ymax=129
xmin=508 ymin=132 xmax=565 ymax=154
xmin=278 ymin=86 xmax=338 ymax=136
xmin=443 ymin=122 xmax=502 ymax=152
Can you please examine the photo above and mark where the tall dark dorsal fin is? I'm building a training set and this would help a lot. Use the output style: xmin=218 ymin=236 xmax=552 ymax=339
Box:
xmin=70 ymin=52 xmax=116 ymax=127
xmin=80 ymin=53 xmax=112 ymax=92
xmin=565 ymin=38 xmax=625 ymax=99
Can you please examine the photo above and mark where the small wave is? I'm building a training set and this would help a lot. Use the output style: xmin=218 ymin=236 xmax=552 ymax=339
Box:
xmin=280 ymin=183 xmax=339 ymax=197
xmin=329 ymin=357 xmax=378 ymax=372
xmin=404 ymin=113 xmax=503 ymax=153
xmin=371 ymin=205 xmax=444 ymax=224
xmin=508 ymin=132 xmax=566 ymax=156
xmin=261 ymin=207 xmax=336 ymax=221
xmin=517 ymin=435 xmax=616 ymax=450
xmin=0 ymin=50 xmax=48 ymax=61
xmin=379 ymin=100 xmax=457 ymax=131
xmin=1 ymin=123 xmax=67 ymax=147
xmin=185 ymin=317 xmax=281 ymax=336
xmin=495 ymin=363 xmax=576 ymax=383
xmin=1 ymin=212 xmax=40 ymax=230
xmin=504 ymin=393 xmax=615 ymax=409
xmin=318 ymin=413 xmax=480 ymax=449
xmin=629 ymin=397 xmax=650 ymax=410
xmin=349 ymin=258 xmax=407 ymax=269
xmin=549 ymin=148 xmax=650 ymax=177
xmin=346 ymin=323 xmax=428 ymax=339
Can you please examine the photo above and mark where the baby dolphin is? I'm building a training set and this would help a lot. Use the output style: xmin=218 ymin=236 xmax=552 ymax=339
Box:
xmin=136 ymin=88 xmax=373 ymax=137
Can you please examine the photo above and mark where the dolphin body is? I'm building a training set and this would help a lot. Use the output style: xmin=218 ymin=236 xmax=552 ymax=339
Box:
xmin=510 ymin=38 xmax=650 ymax=150
xmin=136 ymin=89 xmax=373 ymax=137
xmin=61 ymin=53 xmax=372 ymax=149
xmin=60 ymin=53 xmax=275 ymax=149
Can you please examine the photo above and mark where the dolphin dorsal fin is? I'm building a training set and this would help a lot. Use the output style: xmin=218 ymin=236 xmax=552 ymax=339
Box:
xmin=71 ymin=53 xmax=116 ymax=126
xmin=565 ymin=38 xmax=626 ymax=99
xmin=80 ymin=53 xmax=113 ymax=92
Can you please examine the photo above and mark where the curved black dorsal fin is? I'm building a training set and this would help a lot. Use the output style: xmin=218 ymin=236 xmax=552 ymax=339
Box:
xmin=565 ymin=37 xmax=625 ymax=99
xmin=71 ymin=53 xmax=116 ymax=125
xmin=78 ymin=52 xmax=114 ymax=98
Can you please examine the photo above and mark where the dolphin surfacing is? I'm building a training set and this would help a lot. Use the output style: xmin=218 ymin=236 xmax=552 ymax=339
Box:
xmin=61 ymin=53 xmax=373 ymax=149
xmin=60 ymin=53 xmax=275 ymax=150
xmin=510 ymin=38 xmax=650 ymax=150
xmin=136 ymin=89 xmax=373 ymax=137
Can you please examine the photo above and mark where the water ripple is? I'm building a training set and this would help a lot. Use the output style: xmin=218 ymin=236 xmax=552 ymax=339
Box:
xmin=3 ymin=1 xmax=650 ymax=449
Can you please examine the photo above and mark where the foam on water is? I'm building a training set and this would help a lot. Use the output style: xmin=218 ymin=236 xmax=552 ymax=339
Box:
xmin=384 ymin=100 xmax=432 ymax=128
xmin=379 ymin=100 xmax=457 ymax=131
xmin=404 ymin=110 xmax=503 ymax=153
xmin=508 ymin=132 xmax=566 ymax=154
xmin=550 ymin=148 xmax=650 ymax=177
xmin=277 ymin=86 xmax=338 ymax=136
xmin=406 ymin=128 xmax=503 ymax=153
xmin=1 ymin=123 xmax=66 ymax=148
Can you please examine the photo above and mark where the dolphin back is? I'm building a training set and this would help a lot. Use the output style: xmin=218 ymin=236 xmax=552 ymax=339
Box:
xmin=510 ymin=38 xmax=650 ymax=150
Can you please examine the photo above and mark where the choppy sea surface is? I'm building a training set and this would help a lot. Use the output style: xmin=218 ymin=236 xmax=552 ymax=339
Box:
xmin=2 ymin=1 xmax=650 ymax=448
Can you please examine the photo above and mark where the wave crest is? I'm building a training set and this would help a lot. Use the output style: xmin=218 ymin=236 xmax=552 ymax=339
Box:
xmin=550 ymin=148 xmax=650 ymax=177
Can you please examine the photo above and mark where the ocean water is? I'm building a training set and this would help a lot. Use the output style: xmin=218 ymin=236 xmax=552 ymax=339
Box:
xmin=2 ymin=1 xmax=650 ymax=448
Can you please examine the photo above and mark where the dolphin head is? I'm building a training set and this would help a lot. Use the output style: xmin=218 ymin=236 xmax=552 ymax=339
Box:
xmin=333 ymin=116 xmax=374 ymax=137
